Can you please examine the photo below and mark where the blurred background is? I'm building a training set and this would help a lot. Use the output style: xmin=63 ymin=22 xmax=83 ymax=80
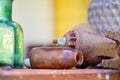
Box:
xmin=12 ymin=0 xmax=91 ymax=56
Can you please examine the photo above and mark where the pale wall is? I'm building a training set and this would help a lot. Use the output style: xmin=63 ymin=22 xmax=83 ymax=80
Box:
xmin=12 ymin=0 xmax=91 ymax=56
xmin=12 ymin=0 xmax=54 ymax=55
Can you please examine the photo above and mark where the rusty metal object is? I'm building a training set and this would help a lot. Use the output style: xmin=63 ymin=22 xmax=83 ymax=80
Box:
xmin=53 ymin=24 xmax=120 ymax=69
xmin=99 ymin=58 xmax=120 ymax=69
xmin=97 ymin=31 xmax=120 ymax=69
xmin=30 ymin=47 xmax=83 ymax=69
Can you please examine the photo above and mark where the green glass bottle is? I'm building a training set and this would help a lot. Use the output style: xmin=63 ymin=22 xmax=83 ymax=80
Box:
xmin=0 ymin=0 xmax=24 ymax=68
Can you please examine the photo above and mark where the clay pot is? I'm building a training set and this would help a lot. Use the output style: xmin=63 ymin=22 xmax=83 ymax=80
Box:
xmin=53 ymin=24 xmax=118 ymax=68
xmin=30 ymin=47 xmax=83 ymax=69
xmin=64 ymin=27 xmax=117 ymax=67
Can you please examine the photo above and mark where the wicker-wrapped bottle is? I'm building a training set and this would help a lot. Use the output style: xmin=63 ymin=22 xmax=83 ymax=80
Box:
xmin=88 ymin=0 xmax=120 ymax=35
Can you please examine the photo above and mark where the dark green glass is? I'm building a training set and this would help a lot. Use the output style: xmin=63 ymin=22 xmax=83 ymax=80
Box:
xmin=0 ymin=0 xmax=24 ymax=68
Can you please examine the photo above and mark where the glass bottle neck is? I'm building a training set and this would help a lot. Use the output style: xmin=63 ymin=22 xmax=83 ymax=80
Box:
xmin=0 ymin=0 xmax=13 ymax=20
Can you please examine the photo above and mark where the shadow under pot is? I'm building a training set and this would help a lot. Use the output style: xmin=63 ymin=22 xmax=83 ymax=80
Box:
xmin=30 ymin=47 xmax=84 ymax=69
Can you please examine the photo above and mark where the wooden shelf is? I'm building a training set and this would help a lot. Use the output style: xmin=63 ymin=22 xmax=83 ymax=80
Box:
xmin=0 ymin=69 xmax=120 ymax=80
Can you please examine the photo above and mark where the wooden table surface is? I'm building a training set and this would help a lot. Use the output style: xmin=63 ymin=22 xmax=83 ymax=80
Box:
xmin=0 ymin=69 xmax=120 ymax=80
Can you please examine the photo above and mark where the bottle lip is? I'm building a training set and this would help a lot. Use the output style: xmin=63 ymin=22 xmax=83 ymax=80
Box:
xmin=6 ymin=0 xmax=13 ymax=1
xmin=0 ymin=0 xmax=13 ymax=1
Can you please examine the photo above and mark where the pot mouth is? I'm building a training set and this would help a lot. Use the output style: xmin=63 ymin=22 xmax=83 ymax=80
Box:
xmin=75 ymin=51 xmax=84 ymax=66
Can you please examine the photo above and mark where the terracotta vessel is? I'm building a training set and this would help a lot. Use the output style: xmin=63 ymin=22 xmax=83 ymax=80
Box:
xmin=53 ymin=24 xmax=120 ymax=68
xmin=30 ymin=47 xmax=83 ymax=69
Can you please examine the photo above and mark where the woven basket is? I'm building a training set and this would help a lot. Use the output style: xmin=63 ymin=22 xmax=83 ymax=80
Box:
xmin=88 ymin=0 xmax=120 ymax=35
